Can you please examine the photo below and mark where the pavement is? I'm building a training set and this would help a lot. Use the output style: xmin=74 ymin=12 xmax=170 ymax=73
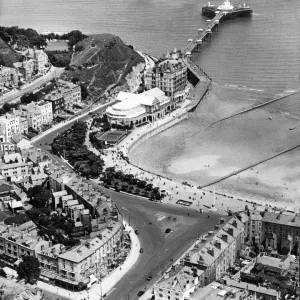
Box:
xmin=37 ymin=220 xmax=140 ymax=300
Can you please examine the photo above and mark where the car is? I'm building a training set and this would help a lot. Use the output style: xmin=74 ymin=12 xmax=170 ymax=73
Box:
xmin=137 ymin=291 xmax=145 ymax=297
xmin=165 ymin=228 xmax=172 ymax=234
xmin=135 ymin=229 xmax=139 ymax=235
xmin=147 ymin=275 xmax=152 ymax=281
xmin=140 ymin=248 xmax=144 ymax=253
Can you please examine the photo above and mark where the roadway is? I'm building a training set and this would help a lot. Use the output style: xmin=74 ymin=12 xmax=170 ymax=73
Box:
xmin=101 ymin=188 xmax=222 ymax=300
xmin=33 ymin=103 xmax=111 ymax=148
xmin=0 ymin=66 xmax=65 ymax=105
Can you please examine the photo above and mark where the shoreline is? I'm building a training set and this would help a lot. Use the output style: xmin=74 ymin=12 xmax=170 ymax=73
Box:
xmin=103 ymin=88 xmax=300 ymax=215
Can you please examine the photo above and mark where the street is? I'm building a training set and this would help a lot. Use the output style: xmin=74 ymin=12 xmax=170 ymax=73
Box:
xmin=0 ymin=66 xmax=65 ymax=105
xmin=33 ymin=103 xmax=110 ymax=148
xmin=101 ymin=188 xmax=223 ymax=300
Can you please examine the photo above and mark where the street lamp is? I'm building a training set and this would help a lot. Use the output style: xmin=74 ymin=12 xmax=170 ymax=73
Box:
xmin=99 ymin=276 xmax=102 ymax=300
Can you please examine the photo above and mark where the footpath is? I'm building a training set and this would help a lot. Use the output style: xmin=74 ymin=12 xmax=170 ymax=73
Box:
xmin=37 ymin=221 xmax=140 ymax=300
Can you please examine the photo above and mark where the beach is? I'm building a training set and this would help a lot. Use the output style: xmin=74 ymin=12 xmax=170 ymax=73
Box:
xmin=129 ymin=85 xmax=300 ymax=212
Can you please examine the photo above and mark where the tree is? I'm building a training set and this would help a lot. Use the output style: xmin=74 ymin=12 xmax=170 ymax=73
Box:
xmin=80 ymin=84 xmax=89 ymax=100
xmin=17 ymin=256 xmax=40 ymax=283
xmin=27 ymin=186 xmax=51 ymax=208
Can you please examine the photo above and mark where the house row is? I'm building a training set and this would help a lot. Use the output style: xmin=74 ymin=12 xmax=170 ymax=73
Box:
xmin=237 ymin=210 xmax=300 ymax=255
xmin=0 ymin=80 xmax=81 ymax=143
xmin=154 ymin=216 xmax=245 ymax=300
xmin=0 ymin=48 xmax=50 ymax=92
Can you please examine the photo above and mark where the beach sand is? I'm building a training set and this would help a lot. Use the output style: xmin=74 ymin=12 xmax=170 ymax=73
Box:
xmin=130 ymin=85 xmax=300 ymax=211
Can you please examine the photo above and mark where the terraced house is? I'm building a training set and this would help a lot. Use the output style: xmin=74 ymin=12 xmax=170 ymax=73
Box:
xmin=154 ymin=216 xmax=245 ymax=300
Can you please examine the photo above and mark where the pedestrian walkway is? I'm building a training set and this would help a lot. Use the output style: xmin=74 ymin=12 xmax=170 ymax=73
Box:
xmin=37 ymin=221 xmax=140 ymax=300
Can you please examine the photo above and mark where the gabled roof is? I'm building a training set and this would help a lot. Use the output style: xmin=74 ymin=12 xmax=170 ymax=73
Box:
xmin=0 ymin=180 xmax=14 ymax=194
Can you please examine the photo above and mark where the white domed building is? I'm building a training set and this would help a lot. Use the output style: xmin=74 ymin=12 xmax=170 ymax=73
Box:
xmin=106 ymin=88 xmax=172 ymax=127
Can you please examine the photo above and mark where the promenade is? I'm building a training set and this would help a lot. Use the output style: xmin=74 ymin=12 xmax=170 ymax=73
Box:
xmin=102 ymin=87 xmax=296 ymax=215
xmin=37 ymin=221 xmax=140 ymax=300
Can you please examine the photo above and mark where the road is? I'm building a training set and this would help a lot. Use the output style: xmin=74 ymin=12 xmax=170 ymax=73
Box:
xmin=33 ymin=103 xmax=111 ymax=148
xmin=101 ymin=188 xmax=223 ymax=300
xmin=0 ymin=66 xmax=65 ymax=105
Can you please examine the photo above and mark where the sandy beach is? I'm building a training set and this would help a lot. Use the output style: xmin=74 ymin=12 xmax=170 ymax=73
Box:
xmin=129 ymin=85 xmax=300 ymax=212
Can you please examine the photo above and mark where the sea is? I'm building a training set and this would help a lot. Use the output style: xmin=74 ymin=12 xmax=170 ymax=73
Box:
xmin=1 ymin=0 xmax=300 ymax=202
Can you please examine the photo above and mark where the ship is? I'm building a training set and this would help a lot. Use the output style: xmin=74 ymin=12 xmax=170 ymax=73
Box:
xmin=202 ymin=0 xmax=252 ymax=20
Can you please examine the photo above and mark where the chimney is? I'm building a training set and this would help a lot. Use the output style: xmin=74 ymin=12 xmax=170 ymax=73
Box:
xmin=227 ymin=228 xmax=234 ymax=236
xmin=232 ymin=220 xmax=237 ymax=228
xmin=221 ymin=234 xmax=228 ymax=243
xmin=41 ymin=245 xmax=44 ymax=251
xmin=77 ymin=249 xmax=82 ymax=256
xmin=49 ymin=241 xmax=52 ymax=247
xmin=60 ymin=245 xmax=66 ymax=253
xmin=215 ymin=241 xmax=221 ymax=250
xmin=207 ymin=247 xmax=214 ymax=257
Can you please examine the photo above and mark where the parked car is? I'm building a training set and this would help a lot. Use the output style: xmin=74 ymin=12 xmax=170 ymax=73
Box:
xmin=137 ymin=291 xmax=145 ymax=297
xmin=140 ymin=248 xmax=144 ymax=253
xmin=135 ymin=229 xmax=139 ymax=235
xmin=147 ymin=275 xmax=152 ymax=281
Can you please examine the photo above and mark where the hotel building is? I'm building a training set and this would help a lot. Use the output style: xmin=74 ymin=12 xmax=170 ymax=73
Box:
xmin=145 ymin=49 xmax=188 ymax=104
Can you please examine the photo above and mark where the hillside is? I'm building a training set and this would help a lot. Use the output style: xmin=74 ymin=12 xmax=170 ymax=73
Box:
xmin=60 ymin=34 xmax=145 ymax=102
xmin=0 ymin=37 xmax=22 ymax=67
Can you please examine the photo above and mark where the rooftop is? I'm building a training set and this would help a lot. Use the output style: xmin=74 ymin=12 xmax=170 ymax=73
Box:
xmin=262 ymin=211 xmax=300 ymax=227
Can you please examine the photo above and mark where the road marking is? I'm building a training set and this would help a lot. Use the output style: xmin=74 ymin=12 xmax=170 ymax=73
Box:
xmin=155 ymin=213 xmax=166 ymax=222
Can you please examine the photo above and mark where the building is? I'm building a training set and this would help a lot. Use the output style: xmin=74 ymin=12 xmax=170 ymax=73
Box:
xmin=106 ymin=87 xmax=172 ymax=126
xmin=21 ymin=48 xmax=50 ymax=75
xmin=0 ymin=114 xmax=20 ymax=142
xmin=183 ymin=217 xmax=245 ymax=287
xmin=145 ymin=49 xmax=188 ymax=104
xmin=14 ymin=58 xmax=35 ymax=81
xmin=0 ymin=152 xmax=32 ymax=182
xmin=36 ymin=100 xmax=53 ymax=125
xmin=44 ymin=91 xmax=65 ymax=115
xmin=57 ymin=80 xmax=81 ymax=110
xmin=237 ymin=211 xmax=262 ymax=244
xmin=45 ymin=164 xmax=124 ymax=289
xmin=0 ymin=222 xmax=50 ymax=267
xmin=0 ymin=66 xmax=18 ymax=90
xmin=154 ymin=265 xmax=198 ymax=300
xmin=261 ymin=211 xmax=300 ymax=254
xmin=11 ymin=134 xmax=32 ymax=150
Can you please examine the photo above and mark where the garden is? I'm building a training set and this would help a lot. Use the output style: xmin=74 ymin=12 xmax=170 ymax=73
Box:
xmin=51 ymin=121 xmax=104 ymax=178
xmin=102 ymin=167 xmax=163 ymax=201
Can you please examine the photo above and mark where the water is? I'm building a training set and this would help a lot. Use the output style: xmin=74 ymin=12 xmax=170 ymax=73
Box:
xmin=1 ymin=0 xmax=300 ymax=204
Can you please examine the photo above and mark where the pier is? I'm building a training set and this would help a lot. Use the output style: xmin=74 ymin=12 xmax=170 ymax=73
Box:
xmin=183 ymin=12 xmax=224 ymax=58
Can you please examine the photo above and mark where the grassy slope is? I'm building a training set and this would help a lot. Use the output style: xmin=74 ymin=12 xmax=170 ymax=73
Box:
xmin=61 ymin=34 xmax=144 ymax=100
xmin=0 ymin=37 xmax=22 ymax=67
